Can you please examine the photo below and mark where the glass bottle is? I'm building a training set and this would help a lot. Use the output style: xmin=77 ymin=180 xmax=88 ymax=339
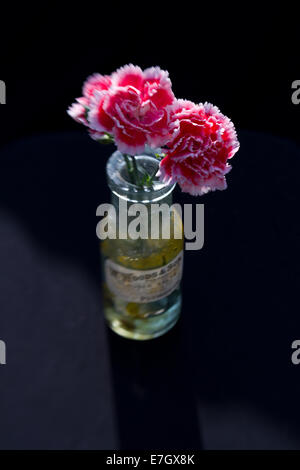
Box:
xmin=100 ymin=150 xmax=183 ymax=340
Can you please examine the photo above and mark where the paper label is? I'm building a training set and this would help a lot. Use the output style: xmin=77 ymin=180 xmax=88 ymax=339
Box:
xmin=105 ymin=251 xmax=183 ymax=303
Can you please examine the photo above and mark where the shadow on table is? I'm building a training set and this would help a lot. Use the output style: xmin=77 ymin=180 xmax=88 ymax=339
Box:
xmin=106 ymin=319 xmax=202 ymax=449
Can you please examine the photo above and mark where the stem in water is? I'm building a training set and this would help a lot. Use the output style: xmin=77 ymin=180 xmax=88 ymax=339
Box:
xmin=130 ymin=155 xmax=140 ymax=187
xmin=124 ymin=154 xmax=134 ymax=184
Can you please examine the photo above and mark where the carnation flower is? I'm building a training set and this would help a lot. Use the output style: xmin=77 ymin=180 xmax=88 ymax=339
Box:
xmin=82 ymin=73 xmax=112 ymax=98
xmin=67 ymin=97 xmax=89 ymax=125
xmin=67 ymin=74 xmax=114 ymax=137
xmin=88 ymin=64 xmax=175 ymax=154
xmin=68 ymin=65 xmax=176 ymax=154
xmin=159 ymin=100 xmax=240 ymax=195
xmin=67 ymin=66 xmax=240 ymax=193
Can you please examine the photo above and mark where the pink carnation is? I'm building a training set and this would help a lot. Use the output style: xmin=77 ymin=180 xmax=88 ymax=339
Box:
xmin=67 ymin=97 xmax=89 ymax=125
xmin=88 ymin=64 xmax=175 ymax=154
xmin=159 ymin=100 xmax=240 ymax=195
xmin=82 ymin=73 xmax=112 ymax=98
xmin=67 ymin=74 xmax=113 ymax=136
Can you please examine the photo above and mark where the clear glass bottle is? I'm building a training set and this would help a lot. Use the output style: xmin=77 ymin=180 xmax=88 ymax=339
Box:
xmin=101 ymin=150 xmax=183 ymax=340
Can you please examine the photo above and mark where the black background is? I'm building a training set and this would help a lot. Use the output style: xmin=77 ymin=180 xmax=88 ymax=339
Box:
xmin=0 ymin=3 xmax=300 ymax=450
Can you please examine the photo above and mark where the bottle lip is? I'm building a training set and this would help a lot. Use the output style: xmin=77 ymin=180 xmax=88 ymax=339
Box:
xmin=106 ymin=150 xmax=175 ymax=203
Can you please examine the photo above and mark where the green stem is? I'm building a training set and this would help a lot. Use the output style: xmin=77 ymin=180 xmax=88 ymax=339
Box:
xmin=130 ymin=155 xmax=141 ymax=187
xmin=123 ymin=154 xmax=156 ymax=189
xmin=124 ymin=154 xmax=134 ymax=184
xmin=146 ymin=166 xmax=159 ymax=188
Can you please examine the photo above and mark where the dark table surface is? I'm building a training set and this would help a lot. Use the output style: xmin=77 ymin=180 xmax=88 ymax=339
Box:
xmin=0 ymin=130 xmax=299 ymax=450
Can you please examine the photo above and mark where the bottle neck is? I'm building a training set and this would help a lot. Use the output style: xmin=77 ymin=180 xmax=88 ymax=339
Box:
xmin=106 ymin=150 xmax=175 ymax=208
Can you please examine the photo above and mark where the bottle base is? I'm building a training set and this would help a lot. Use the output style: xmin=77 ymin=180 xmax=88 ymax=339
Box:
xmin=104 ymin=296 xmax=181 ymax=341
